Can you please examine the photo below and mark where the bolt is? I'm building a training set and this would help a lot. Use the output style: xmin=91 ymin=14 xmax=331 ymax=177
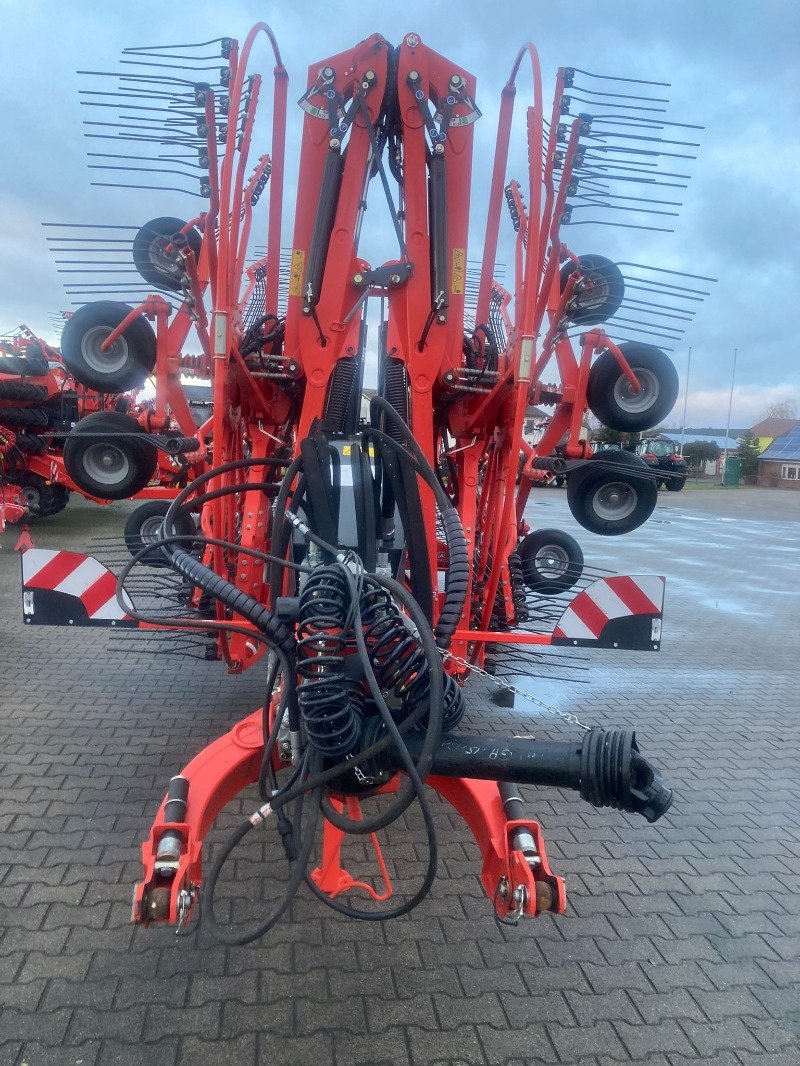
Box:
xmin=408 ymin=69 xmax=420 ymax=82
xmin=390 ymin=273 xmax=401 ymax=284
xmin=406 ymin=34 xmax=420 ymax=48
xmin=434 ymin=142 xmax=445 ymax=154
xmin=437 ymin=313 xmax=447 ymax=323
xmin=353 ymin=273 xmax=364 ymax=285
xmin=330 ymin=138 xmax=341 ymax=149
xmin=322 ymin=66 xmax=335 ymax=79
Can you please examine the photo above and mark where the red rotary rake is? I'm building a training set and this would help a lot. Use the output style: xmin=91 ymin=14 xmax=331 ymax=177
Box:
xmin=19 ymin=23 xmax=715 ymax=942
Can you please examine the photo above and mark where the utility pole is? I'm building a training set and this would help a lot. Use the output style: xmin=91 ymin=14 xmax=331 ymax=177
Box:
xmin=723 ymin=346 xmax=738 ymax=482
xmin=679 ymin=346 xmax=692 ymax=456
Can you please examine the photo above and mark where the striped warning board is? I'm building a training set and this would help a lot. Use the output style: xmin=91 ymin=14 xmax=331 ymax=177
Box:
xmin=553 ymin=575 xmax=665 ymax=651
xmin=21 ymin=549 xmax=135 ymax=627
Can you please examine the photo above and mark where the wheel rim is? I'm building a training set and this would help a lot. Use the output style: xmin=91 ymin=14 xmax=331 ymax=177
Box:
xmin=613 ymin=367 xmax=659 ymax=414
xmin=148 ymin=236 xmax=182 ymax=280
xmin=20 ymin=486 xmax=41 ymax=509
xmin=80 ymin=325 xmax=129 ymax=375
xmin=533 ymin=544 xmax=571 ymax=581
xmin=591 ymin=480 xmax=637 ymax=521
xmin=139 ymin=515 xmax=165 ymax=544
xmin=82 ymin=442 xmax=130 ymax=486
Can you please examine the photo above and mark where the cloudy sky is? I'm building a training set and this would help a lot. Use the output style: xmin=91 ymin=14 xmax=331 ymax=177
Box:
xmin=1 ymin=0 xmax=797 ymax=428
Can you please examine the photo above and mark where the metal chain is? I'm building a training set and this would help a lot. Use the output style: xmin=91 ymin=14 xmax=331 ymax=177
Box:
xmin=442 ymin=650 xmax=591 ymax=732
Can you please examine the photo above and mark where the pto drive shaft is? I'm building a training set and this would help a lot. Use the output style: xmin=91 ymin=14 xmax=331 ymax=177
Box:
xmin=370 ymin=726 xmax=673 ymax=823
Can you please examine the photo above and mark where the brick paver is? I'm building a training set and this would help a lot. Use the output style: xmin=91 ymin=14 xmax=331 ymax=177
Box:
xmin=1 ymin=487 xmax=798 ymax=1065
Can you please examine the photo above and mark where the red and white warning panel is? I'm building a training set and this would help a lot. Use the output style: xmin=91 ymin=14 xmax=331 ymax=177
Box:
xmin=553 ymin=575 xmax=665 ymax=651
xmin=21 ymin=549 xmax=135 ymax=627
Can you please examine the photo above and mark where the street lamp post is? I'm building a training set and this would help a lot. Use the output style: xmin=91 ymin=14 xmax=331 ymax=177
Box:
xmin=722 ymin=346 xmax=738 ymax=483
xmin=679 ymin=346 xmax=692 ymax=456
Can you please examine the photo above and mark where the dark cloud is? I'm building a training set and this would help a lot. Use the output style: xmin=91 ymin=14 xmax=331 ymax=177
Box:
xmin=1 ymin=0 xmax=797 ymax=426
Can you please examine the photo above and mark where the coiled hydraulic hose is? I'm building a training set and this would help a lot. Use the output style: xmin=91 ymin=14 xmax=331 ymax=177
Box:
xmin=297 ymin=565 xmax=362 ymax=758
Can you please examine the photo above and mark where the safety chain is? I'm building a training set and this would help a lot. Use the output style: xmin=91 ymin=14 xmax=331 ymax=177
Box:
xmin=442 ymin=650 xmax=591 ymax=732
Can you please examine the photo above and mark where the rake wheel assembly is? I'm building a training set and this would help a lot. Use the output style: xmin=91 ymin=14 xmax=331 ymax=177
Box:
xmin=15 ymin=21 xmax=722 ymax=944
xmin=60 ymin=301 xmax=157 ymax=393
xmin=62 ymin=410 xmax=157 ymax=499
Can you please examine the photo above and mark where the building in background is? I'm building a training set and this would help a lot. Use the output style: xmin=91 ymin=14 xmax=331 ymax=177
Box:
xmin=757 ymin=427 xmax=800 ymax=489
xmin=748 ymin=417 xmax=800 ymax=454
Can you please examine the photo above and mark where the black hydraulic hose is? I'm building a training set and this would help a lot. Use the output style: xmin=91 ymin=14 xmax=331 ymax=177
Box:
xmin=300 ymin=434 xmax=337 ymax=558
xmin=378 ymin=436 xmax=433 ymax=621
xmin=367 ymin=399 xmax=469 ymax=648
xmin=269 ymin=454 xmax=305 ymax=603
xmin=318 ymin=567 xmax=444 ymax=835
xmin=168 ymin=547 xmax=294 ymax=654
xmin=369 ymin=425 xmax=466 ymax=644
xmin=202 ymin=774 xmax=323 ymax=946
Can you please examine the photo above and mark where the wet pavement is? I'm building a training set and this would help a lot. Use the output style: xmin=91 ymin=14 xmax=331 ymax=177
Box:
xmin=0 ymin=486 xmax=798 ymax=1066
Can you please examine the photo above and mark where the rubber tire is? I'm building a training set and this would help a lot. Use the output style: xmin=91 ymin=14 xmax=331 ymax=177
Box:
xmin=63 ymin=411 xmax=157 ymax=500
xmin=0 ymin=381 xmax=48 ymax=402
xmin=0 ymin=406 xmax=49 ymax=428
xmin=567 ymin=464 xmax=658 ymax=536
xmin=13 ymin=433 xmax=47 ymax=455
xmin=23 ymin=344 xmax=50 ymax=376
xmin=560 ymin=254 xmax=625 ymax=326
xmin=60 ymin=301 xmax=156 ymax=393
xmin=666 ymin=478 xmax=685 ymax=492
xmin=587 ymin=343 xmax=679 ymax=433
xmin=133 ymin=216 xmax=202 ymax=292
xmin=518 ymin=528 xmax=584 ymax=595
xmin=124 ymin=500 xmax=197 ymax=567
xmin=41 ymin=484 xmax=70 ymax=517
xmin=588 ymin=450 xmax=651 ymax=471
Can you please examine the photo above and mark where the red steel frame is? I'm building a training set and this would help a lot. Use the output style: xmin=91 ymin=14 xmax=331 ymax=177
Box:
xmin=23 ymin=24 xmax=664 ymax=928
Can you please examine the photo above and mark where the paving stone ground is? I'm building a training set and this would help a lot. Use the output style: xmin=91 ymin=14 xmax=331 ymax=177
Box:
xmin=1 ymin=486 xmax=798 ymax=1066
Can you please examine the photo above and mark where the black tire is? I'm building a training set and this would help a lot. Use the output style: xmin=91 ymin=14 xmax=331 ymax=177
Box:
xmin=567 ymin=464 xmax=658 ymax=536
xmin=0 ymin=381 xmax=48 ymax=402
xmin=14 ymin=433 xmax=47 ymax=455
xmin=560 ymin=254 xmax=625 ymax=325
xmin=588 ymin=449 xmax=651 ymax=470
xmin=0 ymin=406 xmax=49 ymax=428
xmin=133 ymin=216 xmax=202 ymax=292
xmin=23 ymin=344 xmax=50 ymax=376
xmin=63 ymin=411 xmax=158 ymax=500
xmin=587 ymin=343 xmax=679 ymax=433
xmin=124 ymin=500 xmax=197 ymax=567
xmin=40 ymin=484 xmax=70 ymax=517
xmin=518 ymin=528 xmax=584 ymax=595
xmin=666 ymin=478 xmax=685 ymax=492
xmin=60 ymin=301 xmax=156 ymax=393
xmin=16 ymin=474 xmax=55 ymax=516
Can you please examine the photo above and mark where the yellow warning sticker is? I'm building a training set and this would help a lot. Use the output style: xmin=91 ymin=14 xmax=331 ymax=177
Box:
xmin=288 ymin=249 xmax=306 ymax=297
xmin=452 ymin=247 xmax=465 ymax=295
xmin=342 ymin=445 xmax=352 ymax=456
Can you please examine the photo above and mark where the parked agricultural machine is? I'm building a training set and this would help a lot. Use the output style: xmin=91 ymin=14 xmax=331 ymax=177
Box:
xmin=0 ymin=316 xmax=211 ymax=531
xmin=19 ymin=24 xmax=715 ymax=942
